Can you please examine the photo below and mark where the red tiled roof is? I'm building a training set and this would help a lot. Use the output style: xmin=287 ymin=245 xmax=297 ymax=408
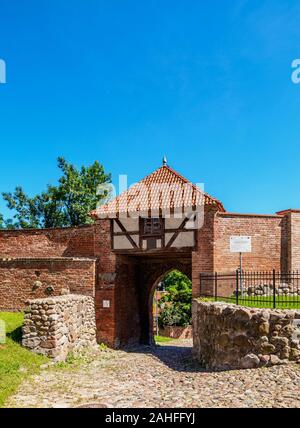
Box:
xmin=91 ymin=165 xmax=225 ymax=218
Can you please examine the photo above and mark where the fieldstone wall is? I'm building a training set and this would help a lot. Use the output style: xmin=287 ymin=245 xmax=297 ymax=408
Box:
xmin=22 ymin=294 xmax=97 ymax=360
xmin=246 ymin=282 xmax=300 ymax=297
xmin=193 ymin=300 xmax=300 ymax=370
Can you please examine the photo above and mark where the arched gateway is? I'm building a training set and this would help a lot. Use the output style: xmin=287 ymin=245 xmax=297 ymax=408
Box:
xmin=0 ymin=161 xmax=299 ymax=347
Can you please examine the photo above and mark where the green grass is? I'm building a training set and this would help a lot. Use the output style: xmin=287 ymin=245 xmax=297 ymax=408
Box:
xmin=200 ymin=296 xmax=300 ymax=310
xmin=0 ymin=312 xmax=48 ymax=408
xmin=154 ymin=335 xmax=174 ymax=343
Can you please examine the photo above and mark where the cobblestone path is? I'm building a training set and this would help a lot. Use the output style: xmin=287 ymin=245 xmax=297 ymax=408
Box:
xmin=6 ymin=340 xmax=300 ymax=408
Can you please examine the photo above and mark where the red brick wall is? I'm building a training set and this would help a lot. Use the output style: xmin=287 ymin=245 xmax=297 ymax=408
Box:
xmin=93 ymin=220 xmax=118 ymax=347
xmin=214 ymin=213 xmax=284 ymax=273
xmin=0 ymin=258 xmax=96 ymax=311
xmin=115 ymin=255 xmax=141 ymax=347
xmin=0 ymin=225 xmax=95 ymax=258
xmin=192 ymin=207 xmax=216 ymax=297
xmin=289 ymin=211 xmax=300 ymax=271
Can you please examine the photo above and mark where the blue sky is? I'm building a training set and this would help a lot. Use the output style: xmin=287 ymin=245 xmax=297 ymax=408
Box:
xmin=0 ymin=0 xmax=300 ymax=218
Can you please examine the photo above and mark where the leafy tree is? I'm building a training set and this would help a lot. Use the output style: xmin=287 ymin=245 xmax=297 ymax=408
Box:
xmin=1 ymin=157 xmax=111 ymax=229
xmin=0 ymin=212 xmax=15 ymax=229
xmin=158 ymin=270 xmax=192 ymax=327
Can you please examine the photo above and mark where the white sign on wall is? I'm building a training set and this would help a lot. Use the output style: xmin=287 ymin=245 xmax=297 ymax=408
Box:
xmin=230 ymin=236 xmax=252 ymax=253
xmin=103 ymin=300 xmax=110 ymax=308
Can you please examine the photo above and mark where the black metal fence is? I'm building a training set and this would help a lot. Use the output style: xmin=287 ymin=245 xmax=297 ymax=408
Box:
xmin=199 ymin=270 xmax=300 ymax=309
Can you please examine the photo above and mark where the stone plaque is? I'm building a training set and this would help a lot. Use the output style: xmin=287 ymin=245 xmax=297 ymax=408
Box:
xmin=103 ymin=300 xmax=110 ymax=308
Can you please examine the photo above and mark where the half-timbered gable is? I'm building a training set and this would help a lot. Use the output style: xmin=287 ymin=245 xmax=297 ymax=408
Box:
xmin=91 ymin=163 xmax=225 ymax=252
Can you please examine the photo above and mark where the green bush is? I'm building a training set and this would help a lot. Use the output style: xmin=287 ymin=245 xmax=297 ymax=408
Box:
xmin=158 ymin=270 xmax=192 ymax=327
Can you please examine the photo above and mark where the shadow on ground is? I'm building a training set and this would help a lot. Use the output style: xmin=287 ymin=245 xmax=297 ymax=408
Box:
xmin=123 ymin=342 xmax=209 ymax=373
xmin=7 ymin=326 xmax=22 ymax=343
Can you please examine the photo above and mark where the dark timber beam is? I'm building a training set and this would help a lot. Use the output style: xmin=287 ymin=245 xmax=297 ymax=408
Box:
xmin=114 ymin=219 xmax=139 ymax=249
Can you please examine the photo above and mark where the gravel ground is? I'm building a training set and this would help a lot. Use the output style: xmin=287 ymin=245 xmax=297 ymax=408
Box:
xmin=6 ymin=340 xmax=300 ymax=408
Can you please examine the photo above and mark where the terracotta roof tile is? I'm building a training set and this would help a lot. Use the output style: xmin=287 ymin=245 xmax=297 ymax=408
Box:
xmin=91 ymin=165 xmax=225 ymax=218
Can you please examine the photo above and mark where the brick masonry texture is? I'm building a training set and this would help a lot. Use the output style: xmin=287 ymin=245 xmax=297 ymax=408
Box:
xmin=193 ymin=300 xmax=300 ymax=370
xmin=0 ymin=225 xmax=95 ymax=258
xmin=22 ymin=294 xmax=97 ymax=360
xmin=0 ymin=258 xmax=96 ymax=310
xmin=214 ymin=213 xmax=284 ymax=272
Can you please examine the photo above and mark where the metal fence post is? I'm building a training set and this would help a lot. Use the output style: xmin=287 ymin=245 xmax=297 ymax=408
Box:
xmin=273 ymin=269 xmax=276 ymax=309
xmin=236 ymin=269 xmax=239 ymax=305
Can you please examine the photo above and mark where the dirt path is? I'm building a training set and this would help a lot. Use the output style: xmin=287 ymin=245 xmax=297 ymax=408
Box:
xmin=6 ymin=340 xmax=300 ymax=408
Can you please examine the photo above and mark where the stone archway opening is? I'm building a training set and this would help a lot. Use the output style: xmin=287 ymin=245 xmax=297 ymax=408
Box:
xmin=150 ymin=269 xmax=192 ymax=346
xmin=134 ymin=256 xmax=192 ymax=347
xmin=109 ymin=253 xmax=192 ymax=349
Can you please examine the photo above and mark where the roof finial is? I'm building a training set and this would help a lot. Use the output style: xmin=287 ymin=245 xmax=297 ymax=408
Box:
xmin=163 ymin=155 xmax=167 ymax=166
